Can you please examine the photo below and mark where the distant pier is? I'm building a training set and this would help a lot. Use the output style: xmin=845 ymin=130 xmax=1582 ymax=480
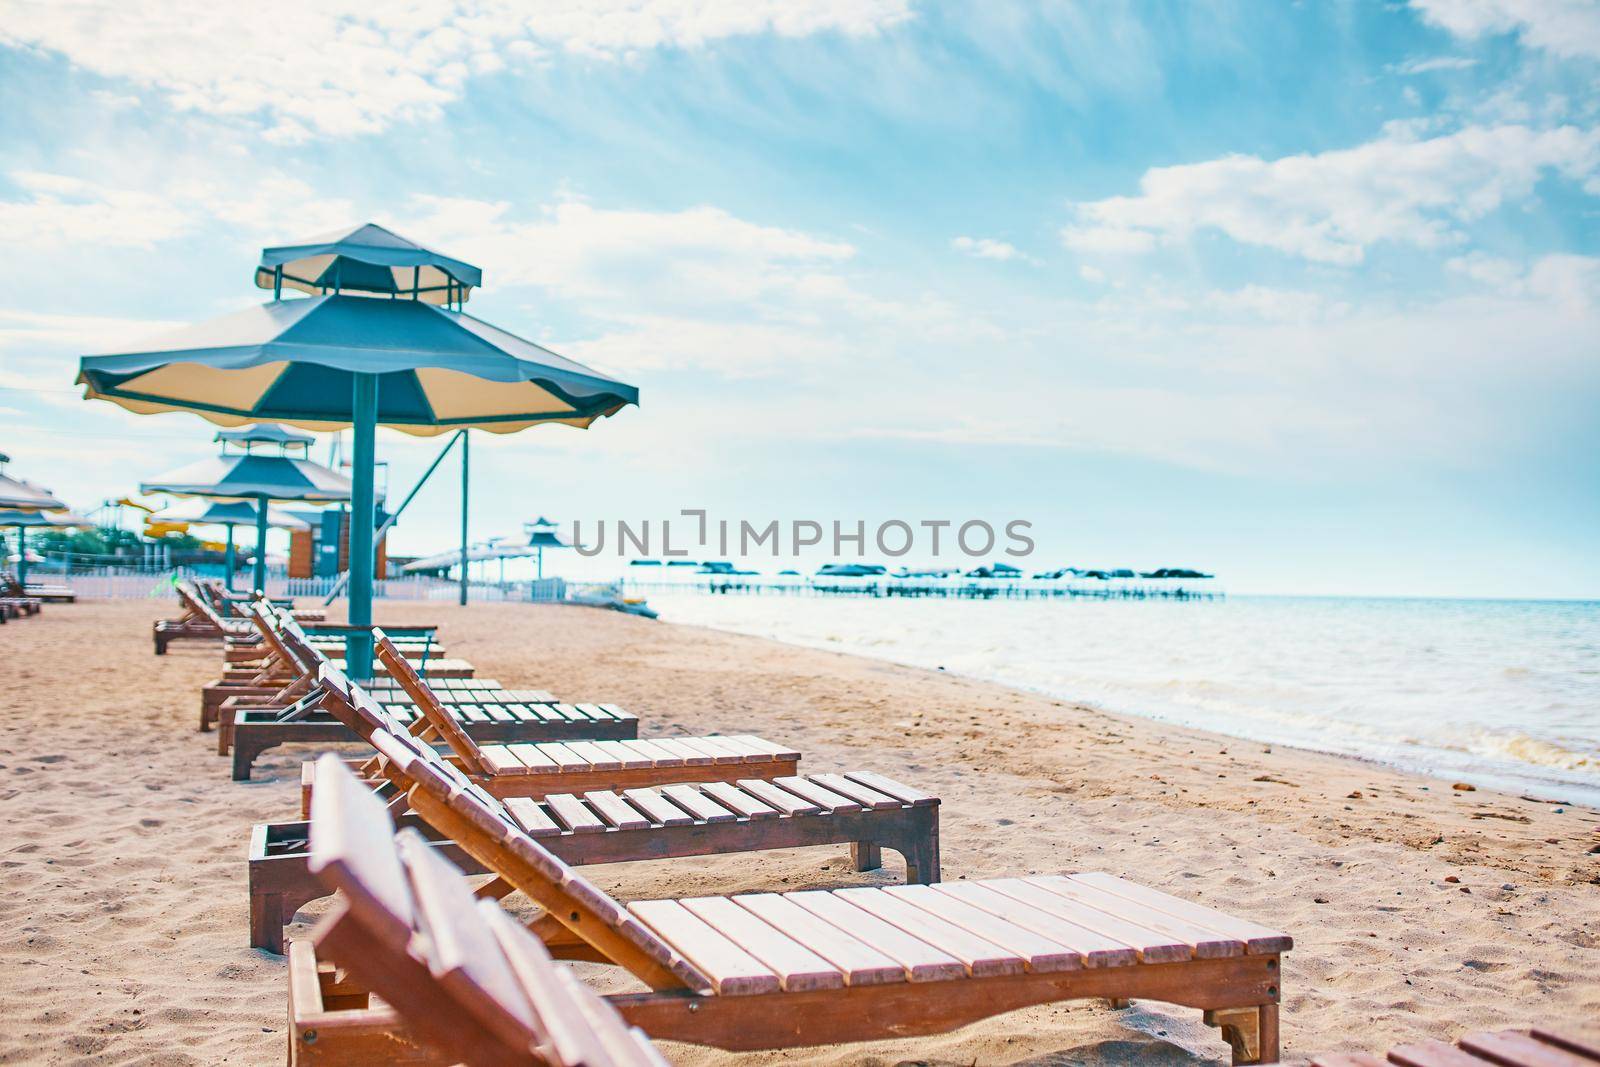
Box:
xmin=623 ymin=576 xmax=1223 ymax=601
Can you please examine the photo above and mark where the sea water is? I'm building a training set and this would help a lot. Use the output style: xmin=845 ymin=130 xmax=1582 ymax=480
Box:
xmin=648 ymin=592 xmax=1600 ymax=806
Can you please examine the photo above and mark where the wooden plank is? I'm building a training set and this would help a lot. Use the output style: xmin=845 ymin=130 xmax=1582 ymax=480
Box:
xmin=982 ymin=878 xmax=1190 ymax=964
xmin=589 ymin=740 xmax=654 ymax=770
xmin=544 ymin=794 xmax=607 ymax=835
xmin=738 ymin=778 xmax=821 ymax=816
xmin=597 ymin=703 xmax=635 ymax=722
xmin=785 ymin=890 xmax=966 ymax=983
xmin=722 ymin=734 xmax=801 ymax=761
xmin=883 ymin=884 xmax=1080 ymax=972
xmin=561 ymin=741 xmax=624 ymax=772
xmin=834 ymin=888 xmax=1025 ymax=978
xmin=477 ymin=745 xmax=534 ymax=776
xmin=661 ymin=784 xmax=738 ymax=824
xmin=1028 ymin=876 xmax=1244 ymax=959
xmin=523 ymin=702 xmax=565 ymax=723
xmin=481 ymin=704 xmax=515 ymax=723
xmin=772 ymin=776 xmax=862 ymax=814
xmin=533 ymin=741 xmax=588 ymax=772
xmin=584 ymin=790 xmax=651 ymax=831
xmin=503 ymin=797 xmax=563 ymax=838
xmin=810 ymin=773 xmax=902 ymax=810
xmin=482 ymin=905 xmax=616 ymax=1067
xmin=1387 ymin=1042 xmax=1500 ymax=1067
xmin=1460 ymin=1032 xmax=1598 ymax=1067
xmin=570 ymin=703 xmax=611 ymax=721
xmin=668 ymin=736 xmax=747 ymax=765
xmin=932 ymin=882 xmax=1138 ymax=968
xmin=1067 ymin=872 xmax=1292 ymax=954
xmin=681 ymin=896 xmax=845 ymax=992
xmin=504 ymin=704 xmax=537 ymax=722
xmin=398 ymin=834 xmax=537 ymax=1035
xmin=621 ymin=787 xmax=694 ymax=827
xmin=505 ymin=744 xmax=559 ymax=773
xmin=616 ymin=738 xmax=679 ymax=765
xmin=1533 ymin=1032 xmax=1600 ymax=1063
xmin=700 ymin=782 xmax=778 ymax=820
xmin=550 ymin=703 xmax=590 ymax=722
xmin=641 ymin=738 xmax=709 ymax=766
xmin=732 ymin=893 xmax=905 ymax=987
xmin=627 ymin=899 xmax=780 ymax=996
xmin=458 ymin=705 xmax=490 ymax=724
xmin=842 ymin=770 xmax=939 ymax=807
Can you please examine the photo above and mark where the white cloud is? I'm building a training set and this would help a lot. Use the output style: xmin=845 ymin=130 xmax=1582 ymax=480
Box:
xmin=1078 ymin=265 xmax=1106 ymax=284
xmin=0 ymin=1 xmax=913 ymax=141
xmin=0 ymin=308 xmax=185 ymax=352
xmin=1392 ymin=55 xmax=1480 ymax=74
xmin=404 ymin=196 xmax=855 ymax=314
xmin=0 ymin=169 xmax=355 ymax=248
xmin=1060 ymin=123 xmax=1600 ymax=265
xmin=1412 ymin=0 xmax=1600 ymax=60
xmin=952 ymin=236 xmax=1024 ymax=261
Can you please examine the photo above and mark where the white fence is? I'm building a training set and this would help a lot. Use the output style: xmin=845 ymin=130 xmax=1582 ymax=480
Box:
xmin=26 ymin=568 xmax=568 ymax=604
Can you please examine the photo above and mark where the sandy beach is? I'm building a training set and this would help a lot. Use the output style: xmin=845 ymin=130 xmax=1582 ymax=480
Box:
xmin=1 ymin=599 xmax=1596 ymax=1066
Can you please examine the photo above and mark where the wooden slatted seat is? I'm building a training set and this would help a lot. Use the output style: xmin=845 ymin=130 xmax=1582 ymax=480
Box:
xmin=1314 ymin=1028 xmax=1600 ymax=1067
xmin=293 ymin=759 xmax=670 ymax=1067
xmin=250 ymin=726 xmax=938 ymax=952
xmin=195 ymin=578 xmax=323 ymax=623
xmin=220 ymin=610 xmax=640 ymax=781
xmin=291 ymin=757 xmax=1287 ymax=1064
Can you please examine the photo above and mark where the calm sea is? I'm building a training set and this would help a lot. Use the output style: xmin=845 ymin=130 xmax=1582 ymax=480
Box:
xmin=647 ymin=592 xmax=1600 ymax=806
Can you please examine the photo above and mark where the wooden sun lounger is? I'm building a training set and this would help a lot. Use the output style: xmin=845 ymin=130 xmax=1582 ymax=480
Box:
xmin=301 ymin=653 xmax=801 ymax=805
xmin=1 ymin=569 xmax=73 ymax=603
xmin=196 ymin=578 xmax=323 ymax=622
xmin=221 ymin=615 xmax=638 ymax=780
xmin=1313 ymin=1028 xmax=1600 ymax=1067
xmin=292 ymin=790 xmax=668 ymax=1067
xmin=1 ymin=596 xmax=41 ymax=617
xmin=202 ymin=607 xmax=457 ymax=729
xmin=292 ymin=755 xmax=1287 ymax=1064
xmin=250 ymin=700 xmax=937 ymax=952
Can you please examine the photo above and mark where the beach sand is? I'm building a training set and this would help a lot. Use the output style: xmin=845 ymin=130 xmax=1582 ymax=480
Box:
xmin=1 ymin=599 xmax=1595 ymax=1066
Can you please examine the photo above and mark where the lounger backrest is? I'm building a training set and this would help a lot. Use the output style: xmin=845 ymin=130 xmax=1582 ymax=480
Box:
xmin=250 ymin=602 xmax=304 ymax=672
xmin=372 ymin=628 xmax=490 ymax=775
xmin=308 ymin=755 xmax=668 ymax=1067
xmin=316 ymin=662 xmax=413 ymax=742
xmin=365 ymin=731 xmax=709 ymax=994
xmin=175 ymin=581 xmax=221 ymax=626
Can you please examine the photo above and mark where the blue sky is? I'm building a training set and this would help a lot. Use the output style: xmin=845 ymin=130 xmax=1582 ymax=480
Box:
xmin=0 ymin=1 xmax=1597 ymax=597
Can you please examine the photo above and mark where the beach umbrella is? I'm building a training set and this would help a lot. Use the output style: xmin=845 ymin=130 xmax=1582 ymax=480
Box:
xmin=0 ymin=452 xmax=67 ymax=512
xmin=0 ymin=508 xmax=92 ymax=586
xmin=78 ymin=224 xmax=637 ymax=677
xmin=140 ymin=425 xmax=351 ymax=593
xmin=147 ymin=497 xmax=312 ymax=591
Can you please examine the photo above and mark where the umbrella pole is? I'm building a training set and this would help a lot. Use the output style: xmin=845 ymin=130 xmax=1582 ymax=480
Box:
xmin=224 ymin=524 xmax=236 ymax=592
xmin=459 ymin=431 xmax=469 ymax=607
xmin=252 ymin=498 xmax=269 ymax=594
xmin=16 ymin=526 xmax=25 ymax=587
xmin=347 ymin=374 xmax=379 ymax=680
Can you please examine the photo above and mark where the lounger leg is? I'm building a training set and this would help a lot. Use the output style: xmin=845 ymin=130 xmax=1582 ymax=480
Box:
xmin=250 ymin=886 xmax=330 ymax=954
xmin=218 ymin=710 xmax=236 ymax=755
xmin=1206 ymin=1004 xmax=1279 ymax=1065
xmin=232 ymin=735 xmax=276 ymax=781
xmin=901 ymin=814 xmax=942 ymax=884
xmin=850 ymin=841 xmax=882 ymax=873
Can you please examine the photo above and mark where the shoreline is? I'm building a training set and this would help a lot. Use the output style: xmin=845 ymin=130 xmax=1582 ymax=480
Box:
xmin=1 ymin=600 xmax=1596 ymax=1065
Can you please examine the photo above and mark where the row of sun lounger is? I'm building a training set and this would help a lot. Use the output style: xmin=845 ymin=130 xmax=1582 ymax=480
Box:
xmin=151 ymin=589 xmax=1579 ymax=1065
xmin=2 ymin=567 xmax=75 ymax=603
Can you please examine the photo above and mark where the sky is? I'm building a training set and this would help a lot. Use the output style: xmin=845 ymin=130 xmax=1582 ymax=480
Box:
xmin=0 ymin=0 xmax=1597 ymax=599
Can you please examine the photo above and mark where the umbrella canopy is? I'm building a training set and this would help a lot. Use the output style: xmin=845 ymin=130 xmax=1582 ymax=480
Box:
xmin=142 ymin=447 xmax=349 ymax=593
xmin=0 ymin=453 xmax=68 ymax=512
xmin=78 ymin=223 xmax=639 ymax=677
xmin=0 ymin=508 xmax=93 ymax=529
xmin=78 ymin=295 xmax=637 ymax=435
xmin=216 ymin=422 xmax=315 ymax=449
xmin=255 ymin=223 xmax=482 ymax=306
xmin=140 ymin=453 xmax=351 ymax=503
xmin=147 ymin=498 xmax=312 ymax=532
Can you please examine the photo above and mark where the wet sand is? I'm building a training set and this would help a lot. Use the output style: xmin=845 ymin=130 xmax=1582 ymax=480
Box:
xmin=0 ymin=599 xmax=1595 ymax=1065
